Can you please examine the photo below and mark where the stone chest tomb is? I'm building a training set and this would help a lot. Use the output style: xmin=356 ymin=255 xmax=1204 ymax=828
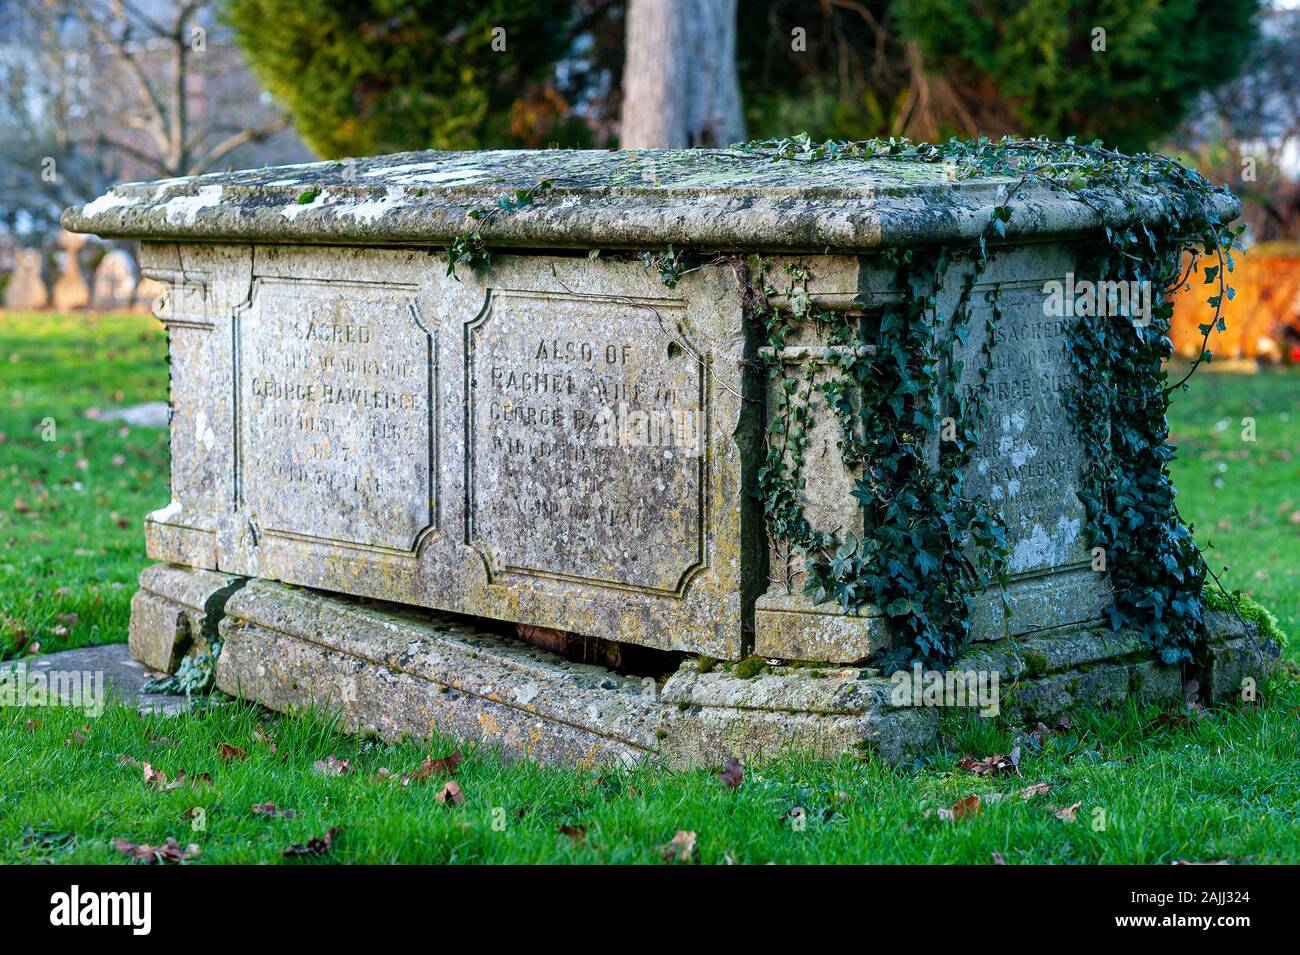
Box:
xmin=65 ymin=148 xmax=1270 ymax=765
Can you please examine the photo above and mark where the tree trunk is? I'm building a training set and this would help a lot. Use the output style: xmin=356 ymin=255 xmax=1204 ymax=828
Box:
xmin=620 ymin=0 xmax=745 ymax=149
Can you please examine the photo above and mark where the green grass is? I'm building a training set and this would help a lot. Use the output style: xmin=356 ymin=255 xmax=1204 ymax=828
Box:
xmin=0 ymin=311 xmax=169 ymax=659
xmin=2 ymin=687 xmax=1297 ymax=864
xmin=0 ymin=311 xmax=1297 ymax=864
xmin=1166 ymin=365 xmax=1300 ymax=652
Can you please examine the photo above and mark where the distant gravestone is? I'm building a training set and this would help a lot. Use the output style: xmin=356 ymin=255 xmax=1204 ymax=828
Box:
xmin=91 ymin=249 xmax=139 ymax=309
xmin=51 ymin=230 xmax=90 ymax=310
xmin=3 ymin=248 xmax=48 ymax=310
xmin=133 ymin=276 xmax=167 ymax=313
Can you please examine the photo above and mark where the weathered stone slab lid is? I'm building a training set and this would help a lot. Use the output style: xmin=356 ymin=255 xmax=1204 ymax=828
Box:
xmin=63 ymin=147 xmax=1239 ymax=253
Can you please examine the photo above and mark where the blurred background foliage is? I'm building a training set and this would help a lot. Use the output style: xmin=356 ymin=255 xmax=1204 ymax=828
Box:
xmin=225 ymin=0 xmax=1257 ymax=154
xmin=222 ymin=0 xmax=596 ymax=156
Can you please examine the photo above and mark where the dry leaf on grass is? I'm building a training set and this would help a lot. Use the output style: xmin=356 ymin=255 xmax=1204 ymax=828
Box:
xmin=113 ymin=836 xmax=201 ymax=864
xmin=435 ymin=780 xmax=464 ymax=805
xmin=216 ymin=743 xmax=246 ymax=763
xmin=957 ymin=745 xmax=1021 ymax=777
xmin=1054 ymin=801 xmax=1083 ymax=823
xmin=660 ymin=829 xmax=697 ymax=863
xmin=251 ymin=802 xmax=296 ymax=819
xmin=929 ymin=794 xmax=982 ymax=821
xmin=558 ymin=823 xmax=587 ymax=843
xmin=399 ymin=749 xmax=464 ymax=785
xmin=283 ymin=827 xmax=341 ymax=858
xmin=718 ymin=758 xmax=744 ymax=789
xmin=313 ymin=756 xmax=353 ymax=776
xmin=1018 ymin=782 xmax=1052 ymax=801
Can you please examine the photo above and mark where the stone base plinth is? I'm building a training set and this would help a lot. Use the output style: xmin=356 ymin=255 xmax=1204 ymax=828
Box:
xmin=215 ymin=580 xmax=660 ymax=768
xmin=127 ymin=563 xmax=245 ymax=672
xmin=127 ymin=563 xmax=1282 ymax=767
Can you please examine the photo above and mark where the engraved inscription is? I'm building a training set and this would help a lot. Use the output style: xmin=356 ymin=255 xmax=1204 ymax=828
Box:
xmin=241 ymin=282 xmax=433 ymax=551
xmin=468 ymin=291 xmax=703 ymax=592
xmin=962 ymin=289 xmax=1089 ymax=574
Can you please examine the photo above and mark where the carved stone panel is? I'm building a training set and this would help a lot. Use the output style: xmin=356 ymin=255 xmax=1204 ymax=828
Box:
xmin=466 ymin=289 xmax=704 ymax=594
xmin=238 ymin=279 xmax=435 ymax=554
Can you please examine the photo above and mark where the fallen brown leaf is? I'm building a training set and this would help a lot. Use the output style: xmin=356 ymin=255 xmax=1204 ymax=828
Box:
xmin=24 ymin=719 xmax=38 ymax=733
xmin=313 ymin=756 xmax=353 ymax=776
xmin=1054 ymin=801 xmax=1083 ymax=823
xmin=113 ymin=836 xmax=201 ymax=864
xmin=957 ymin=745 xmax=1021 ymax=777
xmin=661 ymin=829 xmax=697 ymax=863
xmin=283 ymin=827 xmax=341 ymax=858
xmin=718 ymin=758 xmax=744 ymax=789
xmin=216 ymin=743 xmax=246 ymax=763
xmin=251 ymin=802 xmax=296 ymax=819
xmin=1018 ymin=781 xmax=1052 ymax=801
xmin=558 ymin=823 xmax=587 ymax=843
xmin=435 ymin=780 xmax=464 ymax=805
xmin=992 ymin=850 xmax=1007 ymax=865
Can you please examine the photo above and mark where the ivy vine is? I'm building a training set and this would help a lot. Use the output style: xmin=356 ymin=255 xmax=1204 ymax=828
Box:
xmin=446 ymin=179 xmax=554 ymax=279
xmin=737 ymin=134 xmax=1243 ymax=667
xmin=749 ymin=225 xmax=1012 ymax=667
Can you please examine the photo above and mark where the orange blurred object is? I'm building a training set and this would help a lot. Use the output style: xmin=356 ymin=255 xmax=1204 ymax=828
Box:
xmin=1170 ymin=243 xmax=1300 ymax=362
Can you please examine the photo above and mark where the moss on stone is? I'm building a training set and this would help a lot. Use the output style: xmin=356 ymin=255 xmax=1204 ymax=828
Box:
xmin=695 ymin=655 xmax=718 ymax=675
xmin=1129 ymin=669 xmax=1146 ymax=694
xmin=731 ymin=655 xmax=768 ymax=680
xmin=296 ymin=187 xmax=321 ymax=204
xmin=1207 ymin=589 xmax=1289 ymax=646
xmin=1023 ymin=651 xmax=1049 ymax=677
